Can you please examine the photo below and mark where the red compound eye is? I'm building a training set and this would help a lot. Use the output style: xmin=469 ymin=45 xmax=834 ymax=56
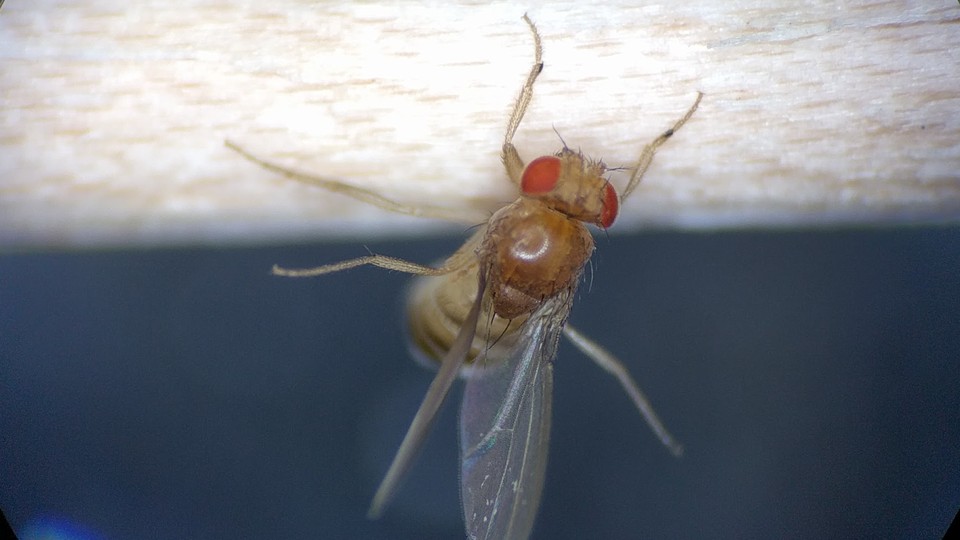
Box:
xmin=599 ymin=182 xmax=619 ymax=228
xmin=521 ymin=156 xmax=562 ymax=195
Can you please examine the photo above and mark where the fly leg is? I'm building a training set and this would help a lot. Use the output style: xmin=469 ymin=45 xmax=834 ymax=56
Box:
xmin=501 ymin=14 xmax=544 ymax=186
xmin=563 ymin=324 xmax=684 ymax=457
xmin=621 ymin=91 xmax=704 ymax=200
xmin=225 ymin=140 xmax=486 ymax=224
xmin=272 ymin=229 xmax=481 ymax=278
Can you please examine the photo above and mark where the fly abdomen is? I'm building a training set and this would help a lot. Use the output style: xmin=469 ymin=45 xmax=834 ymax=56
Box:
xmin=406 ymin=230 xmax=526 ymax=371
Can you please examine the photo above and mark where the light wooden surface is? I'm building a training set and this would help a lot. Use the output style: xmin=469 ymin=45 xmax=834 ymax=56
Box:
xmin=1 ymin=1 xmax=958 ymax=249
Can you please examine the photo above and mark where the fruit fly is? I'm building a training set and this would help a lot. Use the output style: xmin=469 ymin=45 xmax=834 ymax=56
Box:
xmin=226 ymin=14 xmax=701 ymax=540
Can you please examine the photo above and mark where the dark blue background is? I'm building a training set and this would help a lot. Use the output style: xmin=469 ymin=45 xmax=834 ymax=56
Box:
xmin=2 ymin=226 xmax=959 ymax=539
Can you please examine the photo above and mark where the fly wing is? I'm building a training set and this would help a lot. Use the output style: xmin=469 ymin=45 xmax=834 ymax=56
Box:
xmin=368 ymin=274 xmax=487 ymax=519
xmin=459 ymin=290 xmax=574 ymax=540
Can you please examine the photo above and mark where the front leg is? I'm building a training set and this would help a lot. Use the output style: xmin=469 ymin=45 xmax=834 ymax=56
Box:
xmin=621 ymin=91 xmax=704 ymax=200
xmin=500 ymin=14 xmax=543 ymax=186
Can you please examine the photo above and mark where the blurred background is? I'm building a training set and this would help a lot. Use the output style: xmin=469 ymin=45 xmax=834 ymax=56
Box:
xmin=2 ymin=226 xmax=959 ymax=539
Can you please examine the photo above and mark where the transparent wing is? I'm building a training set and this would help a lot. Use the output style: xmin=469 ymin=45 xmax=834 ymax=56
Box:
xmin=459 ymin=290 xmax=574 ymax=540
xmin=367 ymin=274 xmax=487 ymax=519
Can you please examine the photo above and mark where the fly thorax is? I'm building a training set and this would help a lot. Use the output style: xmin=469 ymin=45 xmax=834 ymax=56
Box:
xmin=481 ymin=198 xmax=594 ymax=320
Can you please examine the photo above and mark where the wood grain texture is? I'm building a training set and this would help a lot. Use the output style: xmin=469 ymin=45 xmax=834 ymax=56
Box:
xmin=1 ymin=1 xmax=958 ymax=248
